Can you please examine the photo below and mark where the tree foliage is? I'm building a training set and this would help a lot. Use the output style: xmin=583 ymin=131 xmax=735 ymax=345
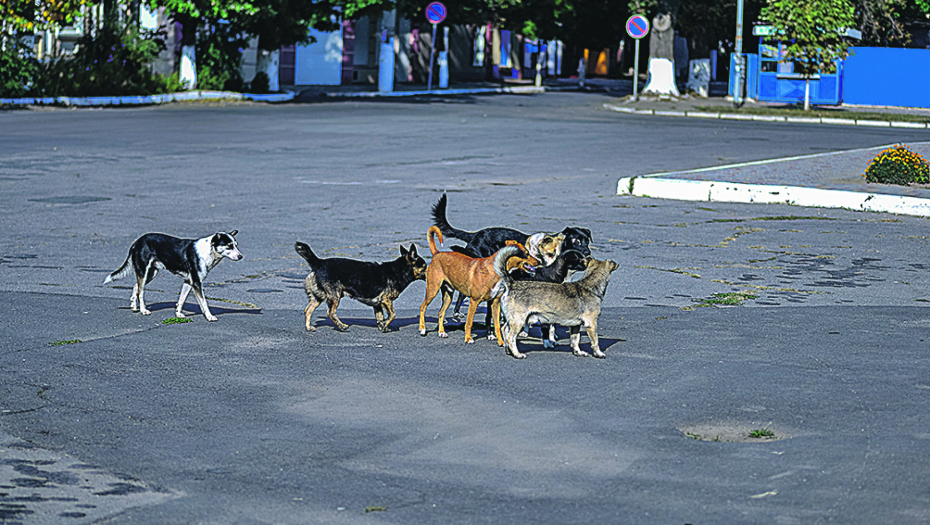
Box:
xmin=761 ymin=0 xmax=856 ymax=77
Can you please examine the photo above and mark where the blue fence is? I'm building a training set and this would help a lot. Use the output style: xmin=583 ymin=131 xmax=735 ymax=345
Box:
xmin=844 ymin=47 xmax=930 ymax=108
xmin=728 ymin=46 xmax=930 ymax=109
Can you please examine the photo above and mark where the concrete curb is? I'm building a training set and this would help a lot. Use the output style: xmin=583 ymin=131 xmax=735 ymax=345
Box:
xmin=603 ymin=103 xmax=930 ymax=130
xmin=323 ymin=85 xmax=546 ymax=98
xmin=1 ymin=90 xmax=295 ymax=107
xmin=617 ymin=176 xmax=930 ymax=217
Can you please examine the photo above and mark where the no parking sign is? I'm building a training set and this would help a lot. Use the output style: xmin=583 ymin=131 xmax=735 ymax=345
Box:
xmin=426 ymin=2 xmax=446 ymax=24
xmin=626 ymin=14 xmax=650 ymax=100
xmin=626 ymin=14 xmax=649 ymax=39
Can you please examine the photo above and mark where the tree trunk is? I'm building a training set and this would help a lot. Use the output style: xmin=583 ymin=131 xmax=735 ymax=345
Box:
xmin=804 ymin=77 xmax=811 ymax=111
xmin=642 ymin=12 xmax=680 ymax=96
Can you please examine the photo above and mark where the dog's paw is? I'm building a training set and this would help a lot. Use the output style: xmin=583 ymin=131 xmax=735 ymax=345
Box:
xmin=592 ymin=349 xmax=606 ymax=359
xmin=438 ymin=332 xmax=449 ymax=339
xmin=542 ymin=339 xmax=556 ymax=349
xmin=174 ymin=312 xmax=187 ymax=319
xmin=205 ymin=315 xmax=218 ymax=322
xmin=419 ymin=328 xmax=427 ymax=337
xmin=465 ymin=338 xmax=475 ymax=344
xmin=140 ymin=309 xmax=152 ymax=316
xmin=487 ymin=334 xmax=497 ymax=341
xmin=509 ymin=351 xmax=527 ymax=359
xmin=572 ymin=349 xmax=590 ymax=357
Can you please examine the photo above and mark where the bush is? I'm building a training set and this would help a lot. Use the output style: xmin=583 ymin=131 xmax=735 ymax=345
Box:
xmin=0 ymin=34 xmax=39 ymax=97
xmin=249 ymin=71 xmax=270 ymax=94
xmin=35 ymin=26 xmax=169 ymax=97
xmin=195 ymin=23 xmax=246 ymax=92
xmin=863 ymin=144 xmax=930 ymax=186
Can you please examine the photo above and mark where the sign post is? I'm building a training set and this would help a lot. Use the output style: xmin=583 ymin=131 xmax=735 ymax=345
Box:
xmin=425 ymin=2 xmax=447 ymax=90
xmin=626 ymin=14 xmax=650 ymax=101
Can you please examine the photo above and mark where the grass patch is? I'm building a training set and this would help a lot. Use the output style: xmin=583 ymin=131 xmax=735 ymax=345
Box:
xmin=748 ymin=428 xmax=776 ymax=439
xmin=49 ymin=339 xmax=82 ymax=346
xmin=365 ymin=506 xmax=386 ymax=513
xmin=695 ymin=105 xmax=930 ymax=124
xmin=205 ymin=296 xmax=259 ymax=308
xmin=162 ymin=317 xmax=192 ymax=325
xmin=695 ymin=292 xmax=757 ymax=307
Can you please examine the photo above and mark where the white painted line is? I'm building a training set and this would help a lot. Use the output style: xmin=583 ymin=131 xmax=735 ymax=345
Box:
xmin=856 ymin=119 xmax=891 ymax=127
xmin=821 ymin=117 xmax=857 ymax=126
xmin=720 ymin=113 xmax=755 ymax=120
xmin=654 ymin=110 xmax=687 ymax=116
xmin=686 ymin=111 xmax=720 ymax=118
xmin=786 ymin=116 xmax=821 ymax=124
xmin=891 ymin=121 xmax=927 ymax=129
xmin=751 ymin=115 xmax=784 ymax=122
xmin=635 ymin=143 xmax=901 ymax=179
xmin=616 ymin=177 xmax=930 ymax=217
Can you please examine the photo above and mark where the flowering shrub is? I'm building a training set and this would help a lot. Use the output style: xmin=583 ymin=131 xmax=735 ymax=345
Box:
xmin=863 ymin=144 xmax=930 ymax=186
xmin=35 ymin=26 xmax=175 ymax=97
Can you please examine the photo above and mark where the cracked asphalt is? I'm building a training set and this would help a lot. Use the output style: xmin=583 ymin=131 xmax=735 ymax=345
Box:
xmin=2 ymin=93 xmax=930 ymax=524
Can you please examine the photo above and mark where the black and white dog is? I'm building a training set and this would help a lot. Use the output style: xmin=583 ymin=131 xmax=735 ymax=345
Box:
xmin=104 ymin=231 xmax=242 ymax=321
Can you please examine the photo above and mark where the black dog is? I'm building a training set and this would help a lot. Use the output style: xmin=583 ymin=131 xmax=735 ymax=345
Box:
xmin=295 ymin=242 xmax=428 ymax=333
xmin=430 ymin=193 xmax=593 ymax=322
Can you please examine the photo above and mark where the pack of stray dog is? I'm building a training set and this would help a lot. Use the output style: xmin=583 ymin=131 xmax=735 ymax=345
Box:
xmin=103 ymin=195 xmax=617 ymax=359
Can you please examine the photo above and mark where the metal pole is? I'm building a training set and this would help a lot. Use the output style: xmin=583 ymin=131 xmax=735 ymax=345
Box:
xmin=733 ymin=0 xmax=744 ymax=108
xmin=428 ymin=22 xmax=437 ymax=90
xmin=632 ymin=39 xmax=641 ymax=100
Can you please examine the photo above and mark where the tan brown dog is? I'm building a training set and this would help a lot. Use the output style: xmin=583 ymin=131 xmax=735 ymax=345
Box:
xmin=419 ymin=226 xmax=535 ymax=345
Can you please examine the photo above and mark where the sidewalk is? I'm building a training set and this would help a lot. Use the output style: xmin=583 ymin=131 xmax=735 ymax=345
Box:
xmin=594 ymin=83 xmax=930 ymax=217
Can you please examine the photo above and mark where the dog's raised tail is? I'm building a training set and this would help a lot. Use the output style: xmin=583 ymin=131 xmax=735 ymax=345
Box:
xmin=426 ymin=225 xmax=445 ymax=256
xmin=493 ymin=245 xmax=523 ymax=290
xmin=103 ymin=256 xmax=131 ymax=284
xmin=294 ymin=241 xmax=321 ymax=267
xmin=431 ymin=193 xmax=475 ymax=244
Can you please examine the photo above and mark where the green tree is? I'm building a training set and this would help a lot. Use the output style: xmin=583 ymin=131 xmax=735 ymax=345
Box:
xmin=761 ymin=0 xmax=855 ymax=110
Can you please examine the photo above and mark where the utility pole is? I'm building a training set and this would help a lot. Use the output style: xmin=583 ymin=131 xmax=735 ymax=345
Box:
xmin=732 ymin=0 xmax=744 ymax=108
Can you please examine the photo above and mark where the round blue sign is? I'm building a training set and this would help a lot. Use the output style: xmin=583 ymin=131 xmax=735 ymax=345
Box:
xmin=626 ymin=14 xmax=650 ymax=40
xmin=426 ymin=2 xmax=447 ymax=24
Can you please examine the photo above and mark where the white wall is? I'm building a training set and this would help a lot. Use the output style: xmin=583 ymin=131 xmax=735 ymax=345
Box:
xmin=295 ymin=26 xmax=343 ymax=85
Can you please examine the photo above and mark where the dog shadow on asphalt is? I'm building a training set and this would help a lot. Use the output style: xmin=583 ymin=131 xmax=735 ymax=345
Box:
xmin=118 ymin=302 xmax=262 ymax=318
xmin=309 ymin=316 xmax=422 ymax=332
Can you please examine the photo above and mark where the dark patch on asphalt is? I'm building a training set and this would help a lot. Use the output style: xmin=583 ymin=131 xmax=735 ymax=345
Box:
xmin=28 ymin=196 xmax=112 ymax=205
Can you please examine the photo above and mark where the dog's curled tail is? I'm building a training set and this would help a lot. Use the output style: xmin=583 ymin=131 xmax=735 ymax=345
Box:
xmin=103 ymin=256 xmax=131 ymax=284
xmin=427 ymin=225 xmax=445 ymax=256
xmin=294 ymin=241 xmax=321 ymax=267
xmin=430 ymin=193 xmax=474 ymax=244
xmin=493 ymin=245 xmax=522 ymax=290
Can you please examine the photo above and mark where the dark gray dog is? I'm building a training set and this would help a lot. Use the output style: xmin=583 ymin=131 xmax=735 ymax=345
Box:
xmin=493 ymin=246 xmax=618 ymax=359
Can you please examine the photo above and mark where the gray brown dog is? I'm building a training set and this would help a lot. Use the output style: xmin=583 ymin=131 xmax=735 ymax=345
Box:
xmin=493 ymin=245 xmax=618 ymax=359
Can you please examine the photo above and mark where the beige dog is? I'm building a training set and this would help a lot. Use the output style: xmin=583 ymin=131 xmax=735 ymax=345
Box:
xmin=493 ymin=245 xmax=618 ymax=359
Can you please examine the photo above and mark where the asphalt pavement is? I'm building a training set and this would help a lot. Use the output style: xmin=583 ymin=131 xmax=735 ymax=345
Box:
xmin=2 ymin=92 xmax=930 ymax=524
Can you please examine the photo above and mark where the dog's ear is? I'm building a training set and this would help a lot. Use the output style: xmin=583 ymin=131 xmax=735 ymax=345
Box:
xmin=407 ymin=243 xmax=419 ymax=258
xmin=579 ymin=228 xmax=592 ymax=241
xmin=228 ymin=230 xmax=238 ymax=237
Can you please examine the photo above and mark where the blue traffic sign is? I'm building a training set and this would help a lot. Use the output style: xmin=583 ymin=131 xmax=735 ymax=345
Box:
xmin=626 ymin=14 xmax=650 ymax=40
xmin=426 ymin=2 xmax=447 ymax=24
